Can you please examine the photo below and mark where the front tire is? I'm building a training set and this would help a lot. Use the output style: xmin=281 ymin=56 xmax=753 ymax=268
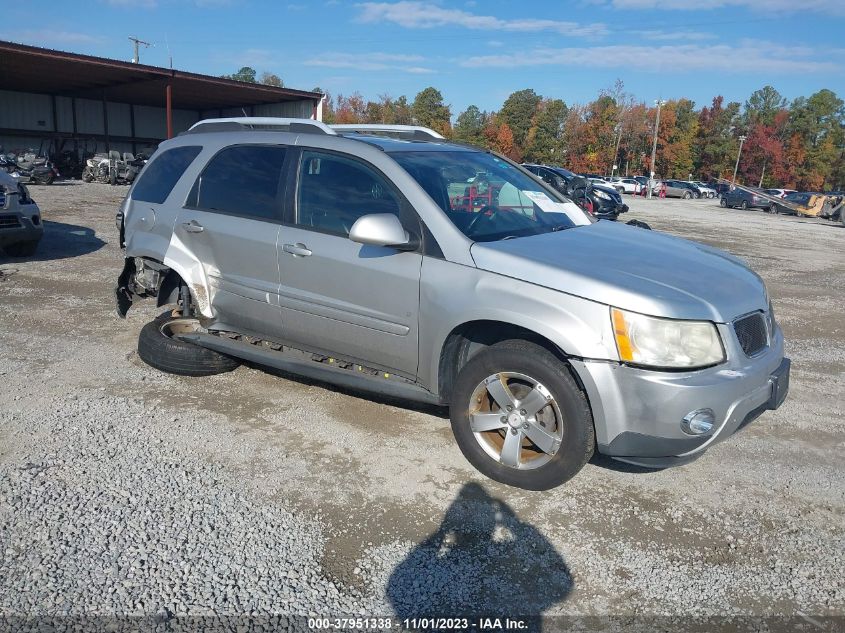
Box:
xmin=741 ymin=200 xmax=748 ymax=210
xmin=720 ymin=197 xmax=727 ymax=208
xmin=683 ymin=191 xmax=692 ymax=199
xmin=449 ymin=340 xmax=594 ymax=490
xmin=138 ymin=312 xmax=240 ymax=377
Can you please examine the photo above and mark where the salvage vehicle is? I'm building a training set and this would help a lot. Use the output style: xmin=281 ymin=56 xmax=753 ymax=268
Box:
xmin=0 ymin=171 xmax=43 ymax=256
xmin=522 ymin=164 xmax=629 ymax=221
xmin=82 ymin=151 xmax=142 ymax=185
xmin=116 ymin=118 xmax=790 ymax=490
xmin=769 ymin=191 xmax=845 ymax=218
xmin=0 ymin=151 xmax=57 ymax=185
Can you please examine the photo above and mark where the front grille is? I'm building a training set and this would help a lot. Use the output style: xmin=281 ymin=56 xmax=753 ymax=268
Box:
xmin=734 ymin=312 xmax=768 ymax=357
xmin=0 ymin=214 xmax=22 ymax=229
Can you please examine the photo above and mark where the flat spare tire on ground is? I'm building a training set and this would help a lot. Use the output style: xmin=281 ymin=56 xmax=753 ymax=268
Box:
xmin=138 ymin=312 xmax=240 ymax=377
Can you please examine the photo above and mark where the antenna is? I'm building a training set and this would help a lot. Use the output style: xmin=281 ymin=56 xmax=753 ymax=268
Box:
xmin=128 ymin=36 xmax=151 ymax=64
xmin=164 ymin=33 xmax=172 ymax=69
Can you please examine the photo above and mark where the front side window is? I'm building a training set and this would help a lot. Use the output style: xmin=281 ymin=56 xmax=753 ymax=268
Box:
xmin=391 ymin=150 xmax=590 ymax=242
xmin=132 ymin=145 xmax=201 ymax=204
xmin=187 ymin=145 xmax=286 ymax=220
xmin=296 ymin=151 xmax=402 ymax=236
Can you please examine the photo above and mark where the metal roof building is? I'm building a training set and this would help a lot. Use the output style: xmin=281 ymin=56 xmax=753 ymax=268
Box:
xmin=0 ymin=40 xmax=323 ymax=157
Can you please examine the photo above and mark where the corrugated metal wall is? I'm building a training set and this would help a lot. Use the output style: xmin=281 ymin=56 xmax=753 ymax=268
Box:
xmin=1 ymin=89 xmax=316 ymax=155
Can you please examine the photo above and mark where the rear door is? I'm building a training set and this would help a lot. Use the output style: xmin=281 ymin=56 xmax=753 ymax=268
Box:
xmin=276 ymin=149 xmax=423 ymax=377
xmin=174 ymin=144 xmax=288 ymax=338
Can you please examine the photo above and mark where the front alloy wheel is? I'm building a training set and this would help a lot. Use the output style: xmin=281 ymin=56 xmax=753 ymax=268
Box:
xmin=449 ymin=340 xmax=594 ymax=490
xmin=469 ymin=372 xmax=562 ymax=470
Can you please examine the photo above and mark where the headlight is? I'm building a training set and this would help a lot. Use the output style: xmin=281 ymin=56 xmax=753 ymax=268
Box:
xmin=611 ymin=308 xmax=725 ymax=369
xmin=593 ymin=189 xmax=611 ymax=200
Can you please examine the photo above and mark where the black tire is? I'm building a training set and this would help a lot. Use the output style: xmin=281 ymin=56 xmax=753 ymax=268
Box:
xmin=137 ymin=312 xmax=240 ymax=377
xmin=449 ymin=340 xmax=594 ymax=490
xmin=82 ymin=171 xmax=94 ymax=183
xmin=740 ymin=200 xmax=748 ymax=210
xmin=720 ymin=197 xmax=727 ymax=207
xmin=3 ymin=240 xmax=39 ymax=257
xmin=683 ymin=191 xmax=691 ymax=199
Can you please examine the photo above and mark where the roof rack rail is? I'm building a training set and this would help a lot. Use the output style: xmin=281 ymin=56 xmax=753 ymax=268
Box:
xmin=330 ymin=124 xmax=445 ymax=141
xmin=186 ymin=117 xmax=336 ymax=136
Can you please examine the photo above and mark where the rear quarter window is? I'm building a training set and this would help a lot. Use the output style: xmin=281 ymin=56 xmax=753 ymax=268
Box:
xmin=131 ymin=146 xmax=202 ymax=204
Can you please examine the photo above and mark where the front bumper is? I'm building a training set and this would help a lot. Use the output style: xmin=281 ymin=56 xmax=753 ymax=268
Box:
xmin=595 ymin=200 xmax=628 ymax=219
xmin=571 ymin=323 xmax=789 ymax=468
xmin=0 ymin=211 xmax=43 ymax=248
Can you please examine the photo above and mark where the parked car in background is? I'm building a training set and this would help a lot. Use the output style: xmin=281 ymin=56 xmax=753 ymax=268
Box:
xmin=769 ymin=191 xmax=845 ymax=218
xmin=0 ymin=170 xmax=42 ymax=256
xmin=587 ymin=176 xmax=624 ymax=193
xmin=691 ymin=182 xmax=717 ymax=198
xmin=662 ymin=180 xmax=702 ymax=199
xmin=523 ymin=164 xmax=629 ymax=220
xmin=721 ymin=187 xmax=769 ymax=210
xmin=763 ymin=188 xmax=797 ymax=199
xmin=609 ymin=177 xmax=642 ymax=194
xmin=710 ymin=182 xmax=732 ymax=197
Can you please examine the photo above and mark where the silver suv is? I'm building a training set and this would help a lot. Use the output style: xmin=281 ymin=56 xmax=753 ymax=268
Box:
xmin=0 ymin=171 xmax=42 ymax=257
xmin=115 ymin=118 xmax=789 ymax=490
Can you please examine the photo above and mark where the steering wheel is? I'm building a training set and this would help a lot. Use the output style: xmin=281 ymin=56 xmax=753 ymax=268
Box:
xmin=465 ymin=205 xmax=499 ymax=234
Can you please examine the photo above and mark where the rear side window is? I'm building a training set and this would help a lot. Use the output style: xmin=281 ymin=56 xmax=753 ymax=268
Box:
xmin=132 ymin=146 xmax=201 ymax=204
xmin=187 ymin=145 xmax=286 ymax=220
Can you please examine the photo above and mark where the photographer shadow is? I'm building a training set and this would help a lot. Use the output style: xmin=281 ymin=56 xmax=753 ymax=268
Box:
xmin=386 ymin=483 xmax=571 ymax=630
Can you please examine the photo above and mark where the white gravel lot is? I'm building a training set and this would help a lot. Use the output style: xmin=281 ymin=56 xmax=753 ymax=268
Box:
xmin=0 ymin=182 xmax=842 ymax=629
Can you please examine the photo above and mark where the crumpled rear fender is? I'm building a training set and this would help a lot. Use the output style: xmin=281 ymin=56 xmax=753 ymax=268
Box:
xmin=162 ymin=230 xmax=213 ymax=318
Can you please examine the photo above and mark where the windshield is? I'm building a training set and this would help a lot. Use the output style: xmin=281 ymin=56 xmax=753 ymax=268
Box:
xmin=391 ymin=151 xmax=590 ymax=242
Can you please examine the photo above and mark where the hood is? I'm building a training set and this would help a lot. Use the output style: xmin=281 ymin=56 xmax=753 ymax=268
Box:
xmin=470 ymin=221 xmax=767 ymax=322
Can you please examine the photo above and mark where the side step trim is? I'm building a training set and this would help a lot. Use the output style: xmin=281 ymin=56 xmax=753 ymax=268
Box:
xmin=178 ymin=332 xmax=443 ymax=406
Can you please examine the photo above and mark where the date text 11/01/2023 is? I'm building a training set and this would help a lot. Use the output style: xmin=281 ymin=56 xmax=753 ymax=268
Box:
xmin=307 ymin=617 xmax=531 ymax=630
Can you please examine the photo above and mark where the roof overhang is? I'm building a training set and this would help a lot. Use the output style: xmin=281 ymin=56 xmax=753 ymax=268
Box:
xmin=0 ymin=40 xmax=322 ymax=111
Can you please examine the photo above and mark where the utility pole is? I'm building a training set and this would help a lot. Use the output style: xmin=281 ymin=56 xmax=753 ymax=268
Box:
xmin=611 ymin=123 xmax=623 ymax=178
xmin=129 ymin=36 xmax=151 ymax=64
xmin=732 ymin=134 xmax=747 ymax=185
xmin=647 ymin=99 xmax=666 ymax=199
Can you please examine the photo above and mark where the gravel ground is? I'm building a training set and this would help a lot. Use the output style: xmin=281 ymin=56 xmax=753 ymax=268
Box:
xmin=0 ymin=182 xmax=843 ymax=628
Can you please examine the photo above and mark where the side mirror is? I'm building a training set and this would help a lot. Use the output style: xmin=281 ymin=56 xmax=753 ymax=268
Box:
xmin=349 ymin=213 xmax=415 ymax=250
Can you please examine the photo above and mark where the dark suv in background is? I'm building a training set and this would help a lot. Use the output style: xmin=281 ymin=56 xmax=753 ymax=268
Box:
xmin=721 ymin=187 xmax=769 ymax=210
xmin=522 ymin=164 xmax=628 ymax=220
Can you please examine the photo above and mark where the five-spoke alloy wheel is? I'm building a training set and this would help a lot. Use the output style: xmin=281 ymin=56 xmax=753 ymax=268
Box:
xmin=450 ymin=340 xmax=594 ymax=490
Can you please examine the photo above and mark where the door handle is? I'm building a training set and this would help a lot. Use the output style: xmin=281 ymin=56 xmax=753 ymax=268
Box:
xmin=283 ymin=243 xmax=312 ymax=257
xmin=181 ymin=220 xmax=204 ymax=233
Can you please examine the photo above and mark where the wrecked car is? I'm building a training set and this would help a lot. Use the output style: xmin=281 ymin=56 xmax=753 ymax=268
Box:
xmin=0 ymin=170 xmax=42 ymax=257
xmin=115 ymin=118 xmax=789 ymax=490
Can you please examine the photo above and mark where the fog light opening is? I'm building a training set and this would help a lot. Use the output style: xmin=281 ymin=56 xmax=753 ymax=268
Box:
xmin=681 ymin=408 xmax=715 ymax=436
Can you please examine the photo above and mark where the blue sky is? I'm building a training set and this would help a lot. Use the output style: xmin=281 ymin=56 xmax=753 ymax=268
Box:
xmin=3 ymin=1 xmax=844 ymax=116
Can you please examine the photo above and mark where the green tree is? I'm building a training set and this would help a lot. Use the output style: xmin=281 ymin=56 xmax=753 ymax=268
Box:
xmin=499 ymin=89 xmax=542 ymax=151
xmin=454 ymin=105 xmax=487 ymax=147
xmin=412 ymin=87 xmax=451 ymax=136
xmin=260 ymin=72 xmax=283 ymax=87
xmin=393 ymin=95 xmax=413 ymax=125
xmin=744 ymin=85 xmax=786 ymax=126
xmin=524 ymin=99 xmax=568 ymax=164
xmin=222 ymin=66 xmax=257 ymax=83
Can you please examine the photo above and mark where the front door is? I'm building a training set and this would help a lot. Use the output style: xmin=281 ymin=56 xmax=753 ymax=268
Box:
xmin=276 ymin=149 xmax=422 ymax=377
xmin=173 ymin=144 xmax=288 ymax=338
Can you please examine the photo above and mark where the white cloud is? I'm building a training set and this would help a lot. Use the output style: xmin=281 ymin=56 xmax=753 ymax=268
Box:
xmin=356 ymin=2 xmax=608 ymax=38
xmin=637 ymin=30 xmax=716 ymax=41
xmin=460 ymin=42 xmax=838 ymax=74
xmin=609 ymin=0 xmax=844 ymax=13
xmin=0 ymin=29 xmax=108 ymax=46
xmin=305 ymin=51 xmax=435 ymax=73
